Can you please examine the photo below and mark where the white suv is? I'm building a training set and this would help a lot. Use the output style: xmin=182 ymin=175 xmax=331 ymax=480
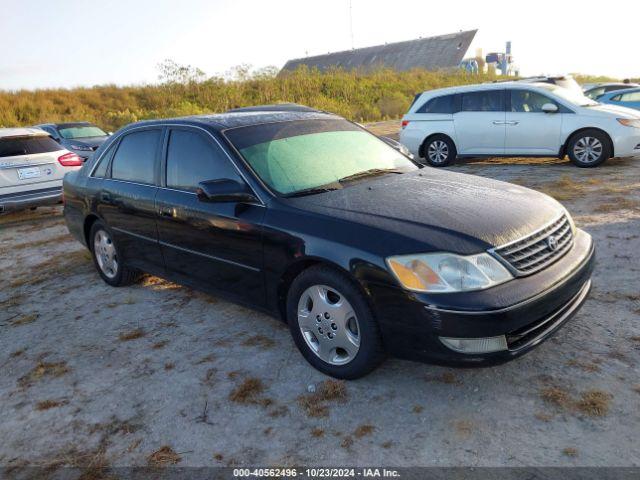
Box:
xmin=400 ymin=82 xmax=640 ymax=168
xmin=0 ymin=128 xmax=82 ymax=213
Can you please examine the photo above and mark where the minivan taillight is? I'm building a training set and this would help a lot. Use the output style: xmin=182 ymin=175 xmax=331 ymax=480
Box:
xmin=401 ymin=120 xmax=410 ymax=128
xmin=58 ymin=152 xmax=82 ymax=167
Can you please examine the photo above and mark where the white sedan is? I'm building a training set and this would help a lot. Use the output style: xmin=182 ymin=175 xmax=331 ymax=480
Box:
xmin=399 ymin=82 xmax=640 ymax=167
xmin=0 ymin=128 xmax=82 ymax=213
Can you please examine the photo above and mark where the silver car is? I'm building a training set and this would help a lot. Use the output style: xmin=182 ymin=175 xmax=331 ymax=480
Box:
xmin=0 ymin=128 xmax=82 ymax=213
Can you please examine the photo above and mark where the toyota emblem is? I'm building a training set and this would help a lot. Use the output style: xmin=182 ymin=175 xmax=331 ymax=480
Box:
xmin=547 ymin=235 xmax=558 ymax=251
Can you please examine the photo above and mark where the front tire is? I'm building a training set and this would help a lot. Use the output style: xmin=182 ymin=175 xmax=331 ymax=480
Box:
xmin=423 ymin=135 xmax=456 ymax=167
xmin=567 ymin=129 xmax=611 ymax=167
xmin=286 ymin=266 xmax=385 ymax=379
xmin=90 ymin=221 xmax=140 ymax=287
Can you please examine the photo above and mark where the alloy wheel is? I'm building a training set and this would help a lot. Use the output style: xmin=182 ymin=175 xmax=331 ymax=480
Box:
xmin=427 ymin=140 xmax=449 ymax=164
xmin=94 ymin=229 xmax=118 ymax=279
xmin=297 ymin=285 xmax=360 ymax=365
xmin=573 ymin=136 xmax=603 ymax=164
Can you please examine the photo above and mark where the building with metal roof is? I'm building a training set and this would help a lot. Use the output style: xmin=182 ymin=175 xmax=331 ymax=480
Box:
xmin=281 ymin=30 xmax=477 ymax=73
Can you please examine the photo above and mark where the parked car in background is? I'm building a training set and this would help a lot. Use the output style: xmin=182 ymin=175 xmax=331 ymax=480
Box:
xmin=597 ymin=87 xmax=640 ymax=111
xmin=516 ymin=75 xmax=584 ymax=95
xmin=63 ymin=109 xmax=594 ymax=379
xmin=583 ymin=82 xmax=639 ymax=100
xmin=400 ymin=82 xmax=640 ymax=168
xmin=0 ymin=128 xmax=82 ymax=213
xmin=34 ymin=122 xmax=110 ymax=161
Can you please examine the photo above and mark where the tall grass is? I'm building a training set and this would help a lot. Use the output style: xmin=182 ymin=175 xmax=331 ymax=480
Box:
xmin=0 ymin=67 xmax=502 ymax=131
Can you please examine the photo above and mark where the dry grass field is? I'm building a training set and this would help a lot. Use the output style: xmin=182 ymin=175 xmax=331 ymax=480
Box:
xmin=1 ymin=122 xmax=639 ymax=474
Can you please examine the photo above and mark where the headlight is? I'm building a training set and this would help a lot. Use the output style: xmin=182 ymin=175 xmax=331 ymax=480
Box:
xmin=386 ymin=252 xmax=513 ymax=293
xmin=617 ymin=118 xmax=640 ymax=128
xmin=70 ymin=144 xmax=93 ymax=151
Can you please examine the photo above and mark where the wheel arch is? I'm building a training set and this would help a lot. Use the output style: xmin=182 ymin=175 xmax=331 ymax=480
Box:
xmin=83 ymin=214 xmax=101 ymax=248
xmin=418 ymin=133 xmax=457 ymax=159
xmin=276 ymin=256 xmax=369 ymax=323
xmin=561 ymin=127 xmax=614 ymax=158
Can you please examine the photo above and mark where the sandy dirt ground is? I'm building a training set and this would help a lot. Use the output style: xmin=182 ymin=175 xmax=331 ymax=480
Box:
xmin=1 ymin=121 xmax=639 ymax=473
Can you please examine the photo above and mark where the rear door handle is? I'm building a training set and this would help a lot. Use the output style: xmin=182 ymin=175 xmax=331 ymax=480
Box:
xmin=493 ymin=121 xmax=506 ymax=125
xmin=159 ymin=206 xmax=173 ymax=217
xmin=506 ymin=121 xmax=520 ymax=126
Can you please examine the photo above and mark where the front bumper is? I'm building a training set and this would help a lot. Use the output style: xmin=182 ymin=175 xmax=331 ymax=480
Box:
xmin=370 ymin=228 xmax=595 ymax=366
xmin=0 ymin=186 xmax=63 ymax=213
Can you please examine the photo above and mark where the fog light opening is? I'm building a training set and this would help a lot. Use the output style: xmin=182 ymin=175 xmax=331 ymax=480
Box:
xmin=439 ymin=335 xmax=508 ymax=354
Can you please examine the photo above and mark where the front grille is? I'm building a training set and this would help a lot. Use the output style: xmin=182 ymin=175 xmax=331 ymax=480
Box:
xmin=492 ymin=214 xmax=573 ymax=276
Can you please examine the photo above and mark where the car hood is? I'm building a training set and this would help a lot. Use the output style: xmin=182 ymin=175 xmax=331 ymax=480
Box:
xmin=284 ymin=169 xmax=564 ymax=255
xmin=583 ymin=103 xmax=640 ymax=119
xmin=63 ymin=136 xmax=108 ymax=149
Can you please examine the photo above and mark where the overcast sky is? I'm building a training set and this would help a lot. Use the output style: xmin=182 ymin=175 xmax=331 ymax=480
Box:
xmin=1 ymin=0 xmax=637 ymax=91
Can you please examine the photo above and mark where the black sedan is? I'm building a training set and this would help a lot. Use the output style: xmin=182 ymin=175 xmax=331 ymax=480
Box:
xmin=63 ymin=109 xmax=595 ymax=379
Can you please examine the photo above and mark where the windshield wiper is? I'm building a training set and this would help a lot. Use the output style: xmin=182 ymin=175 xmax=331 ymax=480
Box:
xmin=337 ymin=168 xmax=404 ymax=184
xmin=284 ymin=185 xmax=341 ymax=198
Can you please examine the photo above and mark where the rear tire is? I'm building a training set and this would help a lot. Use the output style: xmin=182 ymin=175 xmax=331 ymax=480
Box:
xmin=89 ymin=220 xmax=140 ymax=287
xmin=423 ymin=135 xmax=457 ymax=167
xmin=286 ymin=265 xmax=385 ymax=379
xmin=567 ymin=129 xmax=611 ymax=167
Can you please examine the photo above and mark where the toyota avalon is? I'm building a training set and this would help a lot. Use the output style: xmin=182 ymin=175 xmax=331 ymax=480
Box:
xmin=63 ymin=110 xmax=595 ymax=379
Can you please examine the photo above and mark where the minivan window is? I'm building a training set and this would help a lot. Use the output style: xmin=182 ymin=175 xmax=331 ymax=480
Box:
xmin=510 ymin=90 xmax=557 ymax=113
xmin=461 ymin=90 xmax=504 ymax=112
xmin=166 ymin=129 xmax=240 ymax=192
xmin=0 ymin=136 xmax=61 ymax=157
xmin=417 ymin=94 xmax=456 ymax=114
xmin=111 ymin=129 xmax=160 ymax=185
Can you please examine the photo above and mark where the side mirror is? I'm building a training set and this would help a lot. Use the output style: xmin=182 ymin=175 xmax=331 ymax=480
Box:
xmin=542 ymin=103 xmax=559 ymax=113
xmin=196 ymin=179 xmax=258 ymax=203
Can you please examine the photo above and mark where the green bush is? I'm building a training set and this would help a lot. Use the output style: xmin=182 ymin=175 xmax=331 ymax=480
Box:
xmin=0 ymin=67 xmax=503 ymax=131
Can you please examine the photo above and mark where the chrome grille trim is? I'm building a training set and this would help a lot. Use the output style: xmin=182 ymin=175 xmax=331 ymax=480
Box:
xmin=489 ymin=214 xmax=574 ymax=276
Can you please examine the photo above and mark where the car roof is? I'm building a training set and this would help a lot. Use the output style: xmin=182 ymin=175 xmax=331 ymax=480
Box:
xmin=418 ymin=81 xmax=553 ymax=97
xmin=35 ymin=121 xmax=95 ymax=128
xmin=588 ymin=82 xmax=638 ymax=89
xmin=226 ymin=103 xmax=321 ymax=113
xmin=121 ymin=110 xmax=341 ymax=132
xmin=0 ymin=127 xmax=50 ymax=139
xmin=602 ymin=86 xmax=640 ymax=96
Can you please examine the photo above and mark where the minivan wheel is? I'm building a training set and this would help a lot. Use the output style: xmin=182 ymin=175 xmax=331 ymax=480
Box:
xmin=424 ymin=135 xmax=456 ymax=167
xmin=567 ymin=130 xmax=611 ymax=167
xmin=286 ymin=265 xmax=385 ymax=379
xmin=89 ymin=221 xmax=140 ymax=287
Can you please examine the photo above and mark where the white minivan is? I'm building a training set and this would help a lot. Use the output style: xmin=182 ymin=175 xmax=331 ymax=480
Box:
xmin=400 ymin=82 xmax=640 ymax=167
xmin=0 ymin=128 xmax=82 ymax=213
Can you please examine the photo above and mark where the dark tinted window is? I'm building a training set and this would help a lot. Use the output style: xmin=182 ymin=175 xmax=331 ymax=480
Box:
xmin=417 ymin=94 xmax=456 ymax=113
xmin=166 ymin=129 xmax=240 ymax=192
xmin=510 ymin=90 xmax=556 ymax=113
xmin=91 ymin=143 xmax=116 ymax=178
xmin=111 ymin=129 xmax=160 ymax=185
xmin=461 ymin=90 xmax=504 ymax=112
xmin=0 ymin=136 xmax=62 ymax=157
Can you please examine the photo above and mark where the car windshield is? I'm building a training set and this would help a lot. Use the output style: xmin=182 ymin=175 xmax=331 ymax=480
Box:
xmin=541 ymin=84 xmax=599 ymax=107
xmin=224 ymin=119 xmax=418 ymax=196
xmin=58 ymin=125 xmax=107 ymax=139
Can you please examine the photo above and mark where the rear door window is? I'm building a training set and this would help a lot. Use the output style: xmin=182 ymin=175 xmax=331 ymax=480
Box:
xmin=0 ymin=136 xmax=62 ymax=157
xmin=165 ymin=129 xmax=240 ymax=192
xmin=461 ymin=90 xmax=504 ymax=112
xmin=111 ymin=129 xmax=161 ymax=185
xmin=417 ymin=94 xmax=457 ymax=113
